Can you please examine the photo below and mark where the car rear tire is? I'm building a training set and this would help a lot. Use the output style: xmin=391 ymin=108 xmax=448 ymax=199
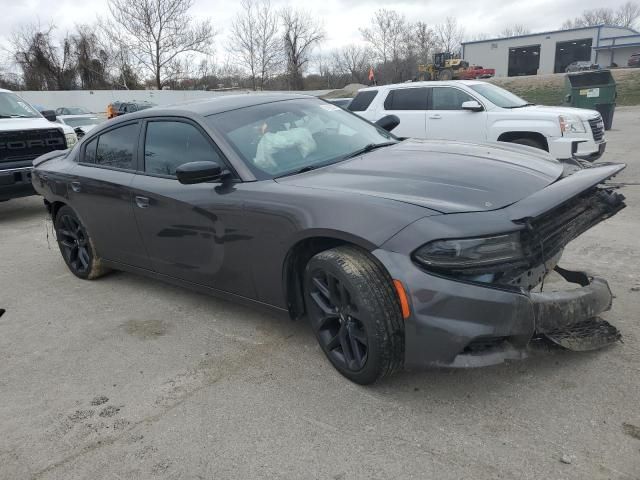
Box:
xmin=54 ymin=206 xmax=108 ymax=280
xmin=304 ymin=246 xmax=404 ymax=384
xmin=510 ymin=137 xmax=546 ymax=151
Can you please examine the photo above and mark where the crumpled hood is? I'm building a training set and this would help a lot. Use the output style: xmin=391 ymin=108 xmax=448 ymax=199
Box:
xmin=523 ymin=104 xmax=601 ymax=119
xmin=277 ymin=140 xmax=565 ymax=214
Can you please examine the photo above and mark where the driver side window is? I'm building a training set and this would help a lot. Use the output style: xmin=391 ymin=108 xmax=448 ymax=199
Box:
xmin=431 ymin=87 xmax=474 ymax=110
xmin=144 ymin=121 xmax=223 ymax=177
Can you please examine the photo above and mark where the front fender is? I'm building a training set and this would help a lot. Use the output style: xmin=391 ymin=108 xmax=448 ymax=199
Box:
xmin=488 ymin=118 xmax=560 ymax=141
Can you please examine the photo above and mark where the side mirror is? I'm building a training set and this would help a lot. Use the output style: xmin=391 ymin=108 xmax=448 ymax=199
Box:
xmin=41 ymin=110 xmax=57 ymax=122
xmin=375 ymin=114 xmax=400 ymax=132
xmin=176 ymin=161 xmax=225 ymax=184
xmin=461 ymin=100 xmax=483 ymax=112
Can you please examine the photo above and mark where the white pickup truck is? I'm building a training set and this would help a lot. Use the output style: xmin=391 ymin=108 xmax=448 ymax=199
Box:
xmin=349 ymin=80 xmax=606 ymax=161
xmin=0 ymin=88 xmax=78 ymax=201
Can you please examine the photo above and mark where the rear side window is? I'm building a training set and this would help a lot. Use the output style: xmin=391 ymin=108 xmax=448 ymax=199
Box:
xmin=83 ymin=137 xmax=97 ymax=164
xmin=431 ymin=88 xmax=475 ymax=110
xmin=348 ymin=91 xmax=378 ymax=112
xmin=144 ymin=121 xmax=222 ymax=176
xmin=95 ymin=123 xmax=138 ymax=170
xmin=384 ymin=88 xmax=428 ymax=110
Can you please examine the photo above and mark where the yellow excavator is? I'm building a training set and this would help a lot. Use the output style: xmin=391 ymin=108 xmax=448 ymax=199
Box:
xmin=419 ymin=52 xmax=469 ymax=81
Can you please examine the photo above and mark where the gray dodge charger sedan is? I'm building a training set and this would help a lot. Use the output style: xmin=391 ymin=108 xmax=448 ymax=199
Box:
xmin=31 ymin=94 xmax=626 ymax=384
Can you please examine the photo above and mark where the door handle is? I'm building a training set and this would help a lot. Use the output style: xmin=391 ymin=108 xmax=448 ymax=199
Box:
xmin=135 ymin=196 xmax=150 ymax=209
xmin=70 ymin=181 xmax=81 ymax=192
xmin=429 ymin=114 xmax=442 ymax=119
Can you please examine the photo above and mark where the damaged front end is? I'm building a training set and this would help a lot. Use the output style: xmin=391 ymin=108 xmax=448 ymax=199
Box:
xmin=412 ymin=162 xmax=627 ymax=356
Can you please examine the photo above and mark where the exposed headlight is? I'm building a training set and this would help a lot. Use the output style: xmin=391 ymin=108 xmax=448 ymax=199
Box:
xmin=559 ymin=115 xmax=586 ymax=134
xmin=65 ymin=132 xmax=78 ymax=149
xmin=413 ymin=233 xmax=524 ymax=271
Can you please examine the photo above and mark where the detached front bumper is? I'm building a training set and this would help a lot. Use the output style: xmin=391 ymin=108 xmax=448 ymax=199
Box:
xmin=374 ymin=250 xmax=617 ymax=369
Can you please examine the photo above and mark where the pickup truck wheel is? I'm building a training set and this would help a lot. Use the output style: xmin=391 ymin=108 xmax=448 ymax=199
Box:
xmin=304 ymin=246 xmax=404 ymax=384
xmin=510 ymin=138 xmax=546 ymax=151
xmin=54 ymin=206 xmax=108 ymax=280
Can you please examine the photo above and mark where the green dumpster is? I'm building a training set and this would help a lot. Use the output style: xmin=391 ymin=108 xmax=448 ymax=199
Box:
xmin=564 ymin=69 xmax=616 ymax=130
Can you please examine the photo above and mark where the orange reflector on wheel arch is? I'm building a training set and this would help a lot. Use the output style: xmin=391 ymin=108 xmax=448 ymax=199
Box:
xmin=393 ymin=279 xmax=411 ymax=319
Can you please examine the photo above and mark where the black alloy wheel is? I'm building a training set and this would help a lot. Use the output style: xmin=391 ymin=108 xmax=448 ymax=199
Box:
xmin=54 ymin=206 xmax=107 ymax=280
xmin=57 ymin=213 xmax=91 ymax=275
xmin=304 ymin=246 xmax=404 ymax=384
xmin=309 ymin=270 xmax=369 ymax=371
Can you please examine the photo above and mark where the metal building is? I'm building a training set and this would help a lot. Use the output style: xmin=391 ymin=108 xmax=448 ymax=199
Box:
xmin=462 ymin=25 xmax=639 ymax=77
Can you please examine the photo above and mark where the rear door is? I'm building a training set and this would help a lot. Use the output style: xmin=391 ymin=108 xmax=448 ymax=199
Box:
xmin=67 ymin=121 xmax=150 ymax=269
xmin=130 ymin=118 xmax=254 ymax=297
xmin=380 ymin=87 xmax=428 ymax=138
xmin=426 ymin=86 xmax=487 ymax=142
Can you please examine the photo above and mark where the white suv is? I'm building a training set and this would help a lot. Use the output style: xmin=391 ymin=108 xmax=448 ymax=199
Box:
xmin=349 ymin=80 xmax=606 ymax=160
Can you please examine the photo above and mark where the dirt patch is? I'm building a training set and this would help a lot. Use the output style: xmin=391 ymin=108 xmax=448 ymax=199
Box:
xmin=90 ymin=395 xmax=109 ymax=406
xmin=68 ymin=410 xmax=94 ymax=422
xmin=622 ymin=422 xmax=640 ymax=440
xmin=121 ymin=319 xmax=168 ymax=339
xmin=99 ymin=406 xmax=121 ymax=418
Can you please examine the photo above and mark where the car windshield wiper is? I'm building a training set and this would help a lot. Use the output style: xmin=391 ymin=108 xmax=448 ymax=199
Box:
xmin=276 ymin=165 xmax=320 ymax=178
xmin=505 ymin=103 xmax=535 ymax=109
xmin=0 ymin=114 xmax=31 ymax=118
xmin=343 ymin=141 xmax=397 ymax=160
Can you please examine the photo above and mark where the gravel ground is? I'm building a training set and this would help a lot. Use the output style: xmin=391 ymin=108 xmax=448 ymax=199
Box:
xmin=1 ymin=108 xmax=639 ymax=480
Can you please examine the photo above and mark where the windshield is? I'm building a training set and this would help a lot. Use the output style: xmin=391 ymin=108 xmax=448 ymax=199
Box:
xmin=62 ymin=117 xmax=101 ymax=128
xmin=0 ymin=92 xmax=41 ymax=118
xmin=207 ymin=98 xmax=396 ymax=179
xmin=468 ymin=83 xmax=529 ymax=108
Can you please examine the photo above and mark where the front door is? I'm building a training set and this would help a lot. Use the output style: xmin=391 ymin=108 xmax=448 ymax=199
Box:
xmin=426 ymin=87 xmax=488 ymax=142
xmin=68 ymin=121 xmax=150 ymax=269
xmin=130 ymin=118 xmax=254 ymax=298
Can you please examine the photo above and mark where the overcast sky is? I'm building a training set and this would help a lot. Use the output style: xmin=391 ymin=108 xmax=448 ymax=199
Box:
xmin=0 ymin=0 xmax=627 ymax=65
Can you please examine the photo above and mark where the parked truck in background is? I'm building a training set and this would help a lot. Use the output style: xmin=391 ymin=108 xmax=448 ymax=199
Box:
xmin=0 ymin=89 xmax=78 ymax=202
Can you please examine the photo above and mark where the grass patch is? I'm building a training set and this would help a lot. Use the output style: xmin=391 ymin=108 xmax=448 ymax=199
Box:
xmin=489 ymin=68 xmax=640 ymax=106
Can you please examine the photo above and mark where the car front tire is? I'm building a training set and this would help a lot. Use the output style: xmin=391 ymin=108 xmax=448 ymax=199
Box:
xmin=54 ymin=206 xmax=109 ymax=280
xmin=304 ymin=246 xmax=404 ymax=384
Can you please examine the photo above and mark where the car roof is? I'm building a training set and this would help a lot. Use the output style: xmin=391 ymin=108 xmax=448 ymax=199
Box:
xmin=163 ymin=93 xmax=312 ymax=115
xmin=88 ymin=93 xmax=318 ymax=134
xmin=111 ymin=93 xmax=314 ymax=119
xmin=358 ymin=80 xmax=485 ymax=92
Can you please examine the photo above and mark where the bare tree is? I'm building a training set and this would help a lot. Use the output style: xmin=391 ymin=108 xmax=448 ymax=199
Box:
xmin=360 ymin=9 xmax=407 ymax=65
xmin=281 ymin=8 xmax=325 ymax=90
xmin=332 ymin=45 xmax=371 ymax=84
xmin=560 ymin=4 xmax=640 ymax=29
xmin=616 ymin=1 xmax=640 ymax=28
xmin=413 ymin=21 xmax=436 ymax=66
xmin=500 ymin=24 xmax=530 ymax=38
xmin=11 ymin=23 xmax=77 ymax=90
xmin=435 ymin=17 xmax=464 ymax=55
xmin=106 ymin=0 xmax=216 ymax=89
xmin=231 ymin=0 xmax=281 ymax=90
xmin=72 ymin=24 xmax=110 ymax=89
